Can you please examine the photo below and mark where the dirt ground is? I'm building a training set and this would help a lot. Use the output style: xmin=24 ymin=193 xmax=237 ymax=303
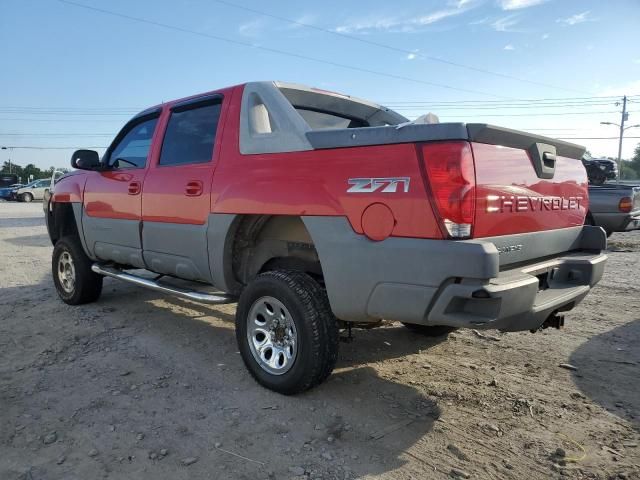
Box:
xmin=1 ymin=201 xmax=639 ymax=480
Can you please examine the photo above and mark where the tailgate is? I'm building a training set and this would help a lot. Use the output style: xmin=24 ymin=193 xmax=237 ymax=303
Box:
xmin=467 ymin=124 xmax=588 ymax=238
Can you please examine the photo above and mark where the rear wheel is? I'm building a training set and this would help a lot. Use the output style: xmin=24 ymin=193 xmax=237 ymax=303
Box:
xmin=401 ymin=323 xmax=457 ymax=337
xmin=236 ymin=270 xmax=339 ymax=395
xmin=52 ymin=236 xmax=103 ymax=305
xmin=21 ymin=192 xmax=33 ymax=203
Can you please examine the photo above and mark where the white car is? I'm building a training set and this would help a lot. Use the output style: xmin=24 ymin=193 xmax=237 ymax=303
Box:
xmin=15 ymin=178 xmax=52 ymax=202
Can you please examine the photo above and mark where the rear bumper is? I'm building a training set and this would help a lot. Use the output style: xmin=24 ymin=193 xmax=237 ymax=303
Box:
xmin=302 ymin=218 xmax=607 ymax=332
xmin=425 ymin=251 xmax=606 ymax=331
xmin=592 ymin=211 xmax=640 ymax=233
xmin=624 ymin=213 xmax=640 ymax=231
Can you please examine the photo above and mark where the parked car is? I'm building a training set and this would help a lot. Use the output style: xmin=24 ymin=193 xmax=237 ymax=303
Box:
xmin=586 ymin=184 xmax=640 ymax=236
xmin=0 ymin=173 xmax=19 ymax=189
xmin=0 ymin=183 xmax=24 ymax=200
xmin=582 ymin=157 xmax=617 ymax=185
xmin=14 ymin=178 xmax=52 ymax=202
xmin=45 ymin=81 xmax=607 ymax=394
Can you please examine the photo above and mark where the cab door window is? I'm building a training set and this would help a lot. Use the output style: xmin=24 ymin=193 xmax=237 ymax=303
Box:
xmin=106 ymin=117 xmax=158 ymax=169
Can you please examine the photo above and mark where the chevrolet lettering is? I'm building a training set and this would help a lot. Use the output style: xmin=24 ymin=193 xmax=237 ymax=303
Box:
xmin=486 ymin=195 xmax=583 ymax=213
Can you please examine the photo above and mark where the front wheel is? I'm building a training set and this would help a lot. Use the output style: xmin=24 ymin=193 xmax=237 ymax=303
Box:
xmin=21 ymin=193 xmax=33 ymax=203
xmin=52 ymin=236 xmax=103 ymax=305
xmin=235 ymin=270 xmax=339 ymax=395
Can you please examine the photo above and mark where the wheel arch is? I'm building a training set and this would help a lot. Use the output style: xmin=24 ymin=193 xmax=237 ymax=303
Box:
xmin=46 ymin=201 xmax=93 ymax=260
xmin=210 ymin=214 xmax=324 ymax=295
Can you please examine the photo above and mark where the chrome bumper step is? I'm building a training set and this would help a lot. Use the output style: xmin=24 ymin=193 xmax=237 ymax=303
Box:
xmin=91 ymin=264 xmax=235 ymax=305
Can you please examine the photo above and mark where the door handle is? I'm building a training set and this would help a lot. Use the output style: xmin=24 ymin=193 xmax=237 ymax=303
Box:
xmin=185 ymin=180 xmax=203 ymax=197
xmin=128 ymin=181 xmax=142 ymax=195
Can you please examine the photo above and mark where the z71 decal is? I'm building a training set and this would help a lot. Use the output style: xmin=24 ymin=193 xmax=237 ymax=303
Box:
xmin=347 ymin=177 xmax=410 ymax=194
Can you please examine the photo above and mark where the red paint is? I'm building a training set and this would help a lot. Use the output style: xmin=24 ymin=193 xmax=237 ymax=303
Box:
xmin=361 ymin=203 xmax=395 ymax=241
xmin=472 ymin=143 xmax=588 ymax=237
xmin=84 ymin=170 xmax=145 ymax=220
xmin=52 ymin=82 xmax=589 ymax=242
xmin=51 ymin=174 xmax=86 ymax=203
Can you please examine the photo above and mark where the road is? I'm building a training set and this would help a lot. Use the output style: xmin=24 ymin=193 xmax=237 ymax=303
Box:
xmin=1 ymin=201 xmax=639 ymax=479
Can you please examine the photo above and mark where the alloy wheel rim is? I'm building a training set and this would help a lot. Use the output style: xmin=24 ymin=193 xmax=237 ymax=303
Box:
xmin=57 ymin=251 xmax=76 ymax=293
xmin=246 ymin=296 xmax=298 ymax=375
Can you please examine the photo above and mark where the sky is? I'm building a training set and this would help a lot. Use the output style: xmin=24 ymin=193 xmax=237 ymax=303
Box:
xmin=1 ymin=0 xmax=639 ymax=170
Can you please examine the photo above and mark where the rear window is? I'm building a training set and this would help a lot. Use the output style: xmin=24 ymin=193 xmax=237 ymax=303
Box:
xmin=159 ymin=103 xmax=222 ymax=166
xmin=295 ymin=108 xmax=369 ymax=130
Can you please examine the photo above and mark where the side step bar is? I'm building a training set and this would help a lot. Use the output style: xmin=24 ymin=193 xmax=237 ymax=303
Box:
xmin=91 ymin=264 xmax=235 ymax=305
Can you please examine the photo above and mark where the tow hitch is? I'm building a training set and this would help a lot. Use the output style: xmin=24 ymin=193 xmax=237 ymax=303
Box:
xmin=530 ymin=312 xmax=565 ymax=333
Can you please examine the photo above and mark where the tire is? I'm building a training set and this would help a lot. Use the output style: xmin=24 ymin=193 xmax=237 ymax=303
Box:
xmin=21 ymin=193 xmax=33 ymax=203
xmin=235 ymin=270 xmax=339 ymax=395
xmin=401 ymin=323 xmax=457 ymax=337
xmin=52 ymin=236 xmax=103 ymax=305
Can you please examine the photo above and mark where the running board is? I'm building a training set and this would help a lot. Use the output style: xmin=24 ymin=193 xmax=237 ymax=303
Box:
xmin=91 ymin=264 xmax=235 ymax=304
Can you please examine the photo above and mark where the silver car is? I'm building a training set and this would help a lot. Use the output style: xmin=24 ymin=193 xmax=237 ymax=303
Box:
xmin=15 ymin=178 xmax=52 ymax=202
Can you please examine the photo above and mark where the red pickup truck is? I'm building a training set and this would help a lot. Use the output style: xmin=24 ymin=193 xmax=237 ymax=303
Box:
xmin=46 ymin=81 xmax=607 ymax=394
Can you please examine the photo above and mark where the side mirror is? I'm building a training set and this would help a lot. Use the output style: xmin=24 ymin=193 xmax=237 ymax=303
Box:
xmin=71 ymin=150 xmax=101 ymax=170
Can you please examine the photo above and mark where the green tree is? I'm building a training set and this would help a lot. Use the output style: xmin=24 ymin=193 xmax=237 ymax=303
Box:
xmin=629 ymin=143 xmax=640 ymax=178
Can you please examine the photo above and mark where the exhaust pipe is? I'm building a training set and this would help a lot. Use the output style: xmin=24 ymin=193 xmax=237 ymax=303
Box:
xmin=91 ymin=264 xmax=235 ymax=305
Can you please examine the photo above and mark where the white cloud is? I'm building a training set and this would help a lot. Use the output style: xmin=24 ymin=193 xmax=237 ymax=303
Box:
xmin=491 ymin=14 xmax=520 ymax=32
xmin=541 ymin=33 xmax=549 ymax=39
xmin=335 ymin=2 xmax=477 ymax=34
xmin=504 ymin=44 xmax=515 ymax=50
xmin=557 ymin=11 xmax=592 ymax=26
xmin=500 ymin=0 xmax=549 ymax=10
xmin=238 ymin=18 xmax=266 ymax=37
xmin=407 ymin=53 xmax=417 ymax=60
xmin=634 ymin=59 xmax=640 ymax=65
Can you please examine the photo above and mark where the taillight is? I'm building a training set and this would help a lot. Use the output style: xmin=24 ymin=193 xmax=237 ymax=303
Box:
xmin=420 ymin=141 xmax=476 ymax=238
xmin=619 ymin=197 xmax=633 ymax=213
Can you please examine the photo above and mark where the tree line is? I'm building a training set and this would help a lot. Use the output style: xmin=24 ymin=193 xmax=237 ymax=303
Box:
xmin=622 ymin=143 xmax=640 ymax=179
xmin=1 ymin=161 xmax=70 ymax=184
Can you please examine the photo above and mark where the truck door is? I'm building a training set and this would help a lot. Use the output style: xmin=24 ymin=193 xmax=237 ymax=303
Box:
xmin=83 ymin=112 xmax=160 ymax=268
xmin=141 ymin=94 xmax=223 ymax=282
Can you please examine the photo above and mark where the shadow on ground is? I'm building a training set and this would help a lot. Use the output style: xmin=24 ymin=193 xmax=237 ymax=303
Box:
xmin=4 ymin=234 xmax=51 ymax=248
xmin=570 ymin=319 xmax=640 ymax=430
xmin=0 ymin=217 xmax=45 ymax=228
xmin=2 ymin=276 xmax=442 ymax=479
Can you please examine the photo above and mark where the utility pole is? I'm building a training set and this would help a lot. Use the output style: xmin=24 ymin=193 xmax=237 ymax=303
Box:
xmin=617 ymin=95 xmax=627 ymax=185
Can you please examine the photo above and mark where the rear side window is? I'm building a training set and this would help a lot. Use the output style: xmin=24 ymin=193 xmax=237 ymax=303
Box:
xmin=159 ymin=102 xmax=222 ymax=166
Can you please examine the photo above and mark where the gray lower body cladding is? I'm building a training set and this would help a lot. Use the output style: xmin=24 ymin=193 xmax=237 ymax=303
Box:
xmin=302 ymin=217 xmax=607 ymax=332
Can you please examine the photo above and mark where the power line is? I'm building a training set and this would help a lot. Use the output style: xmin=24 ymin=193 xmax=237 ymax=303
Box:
xmin=1 ymin=146 xmax=108 ymax=150
xmin=433 ymin=110 xmax=637 ymax=118
xmin=386 ymin=103 xmax=620 ymax=110
xmin=4 ymin=138 xmax=639 ymax=151
xmin=0 ymin=133 xmax=114 ymax=136
xmin=0 ymin=118 xmax=125 ymax=122
xmin=380 ymin=95 xmax=638 ymax=105
xmin=557 ymin=137 xmax=640 ymax=140
xmin=56 ymin=0 xmax=512 ymax=99
xmin=210 ymin=0 xmax=588 ymax=94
